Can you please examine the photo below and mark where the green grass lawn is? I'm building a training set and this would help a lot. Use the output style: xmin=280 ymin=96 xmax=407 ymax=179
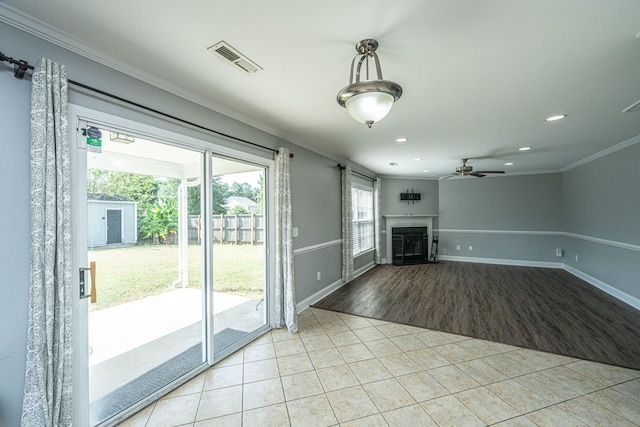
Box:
xmin=88 ymin=243 xmax=264 ymax=311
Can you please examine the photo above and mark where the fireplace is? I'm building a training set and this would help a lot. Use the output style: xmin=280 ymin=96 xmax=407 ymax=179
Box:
xmin=392 ymin=227 xmax=429 ymax=265
xmin=383 ymin=215 xmax=437 ymax=265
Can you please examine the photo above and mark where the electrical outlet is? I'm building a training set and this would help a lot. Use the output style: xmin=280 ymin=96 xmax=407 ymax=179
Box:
xmin=456 ymin=245 xmax=460 ymax=251
xmin=316 ymin=271 xmax=321 ymax=280
xmin=575 ymin=254 xmax=579 ymax=262
xmin=556 ymin=248 xmax=563 ymax=257
xmin=292 ymin=227 xmax=299 ymax=237
xmin=468 ymin=246 xmax=473 ymax=251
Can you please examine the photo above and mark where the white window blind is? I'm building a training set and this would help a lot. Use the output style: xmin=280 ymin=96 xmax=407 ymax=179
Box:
xmin=352 ymin=184 xmax=373 ymax=256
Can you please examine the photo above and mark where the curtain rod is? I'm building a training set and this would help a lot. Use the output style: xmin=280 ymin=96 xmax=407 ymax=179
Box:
xmin=336 ymin=163 xmax=375 ymax=181
xmin=0 ymin=51 xmax=293 ymax=158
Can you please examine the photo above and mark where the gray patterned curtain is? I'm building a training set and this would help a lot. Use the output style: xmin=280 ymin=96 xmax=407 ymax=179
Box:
xmin=274 ymin=147 xmax=297 ymax=333
xmin=21 ymin=58 xmax=73 ymax=426
xmin=341 ymin=166 xmax=354 ymax=282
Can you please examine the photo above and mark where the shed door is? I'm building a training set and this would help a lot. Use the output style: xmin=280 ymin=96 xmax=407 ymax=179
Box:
xmin=106 ymin=209 xmax=122 ymax=244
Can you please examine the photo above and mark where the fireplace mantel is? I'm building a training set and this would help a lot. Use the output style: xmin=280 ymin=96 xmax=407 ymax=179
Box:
xmin=383 ymin=215 xmax=438 ymax=264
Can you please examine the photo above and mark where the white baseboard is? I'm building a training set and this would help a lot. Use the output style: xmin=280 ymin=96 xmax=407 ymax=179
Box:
xmin=297 ymin=262 xmax=378 ymax=313
xmin=297 ymin=279 xmax=345 ymax=313
xmin=438 ymin=255 xmax=563 ymax=269
xmin=563 ymin=265 xmax=640 ymax=311
xmin=354 ymin=261 xmax=376 ymax=279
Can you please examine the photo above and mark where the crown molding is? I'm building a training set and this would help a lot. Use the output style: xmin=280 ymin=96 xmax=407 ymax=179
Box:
xmin=561 ymin=133 xmax=640 ymax=172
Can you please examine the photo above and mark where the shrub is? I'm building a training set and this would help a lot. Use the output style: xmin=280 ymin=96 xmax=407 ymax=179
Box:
xmin=138 ymin=198 xmax=178 ymax=244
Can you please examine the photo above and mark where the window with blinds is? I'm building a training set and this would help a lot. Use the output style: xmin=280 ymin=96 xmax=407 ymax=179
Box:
xmin=352 ymin=184 xmax=374 ymax=256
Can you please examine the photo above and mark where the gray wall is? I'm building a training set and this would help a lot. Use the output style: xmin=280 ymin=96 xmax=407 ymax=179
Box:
xmin=0 ymin=31 xmax=32 ymax=426
xmin=438 ymin=174 xmax=563 ymax=231
xmin=436 ymin=173 xmax=564 ymax=263
xmin=290 ymin=151 xmax=342 ymax=301
xmin=381 ymin=178 xmax=439 ymax=217
xmin=563 ymin=142 xmax=640 ymax=300
xmin=0 ymin=21 xmax=347 ymax=426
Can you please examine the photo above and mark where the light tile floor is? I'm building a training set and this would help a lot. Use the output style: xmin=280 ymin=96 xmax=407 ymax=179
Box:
xmin=119 ymin=308 xmax=640 ymax=426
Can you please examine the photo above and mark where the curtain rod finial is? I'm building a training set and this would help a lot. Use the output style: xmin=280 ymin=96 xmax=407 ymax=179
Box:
xmin=1 ymin=51 xmax=30 ymax=79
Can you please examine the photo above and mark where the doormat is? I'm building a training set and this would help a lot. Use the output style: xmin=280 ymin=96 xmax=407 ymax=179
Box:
xmin=90 ymin=328 xmax=249 ymax=425
xmin=214 ymin=327 xmax=248 ymax=353
xmin=90 ymin=344 xmax=202 ymax=426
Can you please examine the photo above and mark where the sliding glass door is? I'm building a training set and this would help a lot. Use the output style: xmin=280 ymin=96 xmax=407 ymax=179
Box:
xmin=77 ymin=122 xmax=205 ymax=425
xmin=72 ymin=109 xmax=272 ymax=425
xmin=210 ymin=155 xmax=268 ymax=358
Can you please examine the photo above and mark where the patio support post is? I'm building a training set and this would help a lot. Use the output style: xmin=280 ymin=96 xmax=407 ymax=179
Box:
xmin=178 ymin=179 xmax=189 ymax=288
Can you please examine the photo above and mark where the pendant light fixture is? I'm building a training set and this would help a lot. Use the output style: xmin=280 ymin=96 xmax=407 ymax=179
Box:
xmin=337 ymin=39 xmax=402 ymax=128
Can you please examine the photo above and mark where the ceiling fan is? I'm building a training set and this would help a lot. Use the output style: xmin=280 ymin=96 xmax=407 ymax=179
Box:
xmin=439 ymin=158 xmax=505 ymax=179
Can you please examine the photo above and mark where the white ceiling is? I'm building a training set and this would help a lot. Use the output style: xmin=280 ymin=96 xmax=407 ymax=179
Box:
xmin=3 ymin=0 xmax=640 ymax=178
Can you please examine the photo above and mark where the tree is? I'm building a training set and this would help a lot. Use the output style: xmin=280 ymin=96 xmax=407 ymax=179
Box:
xmin=188 ymin=185 xmax=202 ymax=215
xmin=212 ymin=177 xmax=229 ymax=214
xmin=88 ymin=169 xmax=159 ymax=209
xmin=229 ymin=182 xmax=256 ymax=200
xmin=151 ymin=175 xmax=228 ymax=214
xmin=254 ymin=174 xmax=264 ymax=214
xmin=158 ymin=178 xmax=202 ymax=215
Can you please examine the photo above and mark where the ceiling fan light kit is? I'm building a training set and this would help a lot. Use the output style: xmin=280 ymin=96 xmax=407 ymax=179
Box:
xmin=337 ymin=39 xmax=402 ymax=128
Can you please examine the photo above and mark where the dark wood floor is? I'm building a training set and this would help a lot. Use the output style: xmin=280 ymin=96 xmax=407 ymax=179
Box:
xmin=313 ymin=262 xmax=640 ymax=370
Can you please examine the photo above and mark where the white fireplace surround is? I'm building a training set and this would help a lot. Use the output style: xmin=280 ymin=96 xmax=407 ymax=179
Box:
xmin=383 ymin=215 xmax=437 ymax=264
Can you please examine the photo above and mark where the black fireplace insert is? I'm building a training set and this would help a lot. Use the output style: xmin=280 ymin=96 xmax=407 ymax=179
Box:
xmin=392 ymin=227 xmax=429 ymax=265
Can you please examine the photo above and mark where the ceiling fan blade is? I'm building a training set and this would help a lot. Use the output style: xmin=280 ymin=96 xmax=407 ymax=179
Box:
xmin=440 ymin=173 xmax=459 ymax=180
xmin=475 ymin=170 xmax=505 ymax=174
xmin=470 ymin=172 xmax=486 ymax=177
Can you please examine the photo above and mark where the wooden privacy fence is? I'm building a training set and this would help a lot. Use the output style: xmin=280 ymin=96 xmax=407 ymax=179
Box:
xmin=188 ymin=214 xmax=264 ymax=244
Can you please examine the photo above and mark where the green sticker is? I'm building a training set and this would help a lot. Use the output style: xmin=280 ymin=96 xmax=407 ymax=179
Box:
xmin=87 ymin=137 xmax=102 ymax=153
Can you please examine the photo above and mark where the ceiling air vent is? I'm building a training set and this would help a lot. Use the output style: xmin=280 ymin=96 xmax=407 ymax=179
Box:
xmin=622 ymin=99 xmax=640 ymax=113
xmin=208 ymin=41 xmax=262 ymax=75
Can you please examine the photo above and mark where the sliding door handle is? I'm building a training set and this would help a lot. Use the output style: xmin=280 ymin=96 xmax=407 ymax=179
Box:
xmin=79 ymin=267 xmax=92 ymax=299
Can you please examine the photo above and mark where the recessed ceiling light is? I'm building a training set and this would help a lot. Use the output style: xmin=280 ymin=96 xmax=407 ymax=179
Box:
xmin=423 ymin=169 xmax=430 ymax=173
xmin=545 ymin=114 xmax=567 ymax=122
xmin=505 ymin=162 xmax=514 ymax=166
xmin=395 ymin=137 xmax=408 ymax=143
xmin=519 ymin=147 xmax=531 ymax=151
xmin=413 ymin=158 xmax=422 ymax=161
xmin=389 ymin=162 xmax=399 ymax=166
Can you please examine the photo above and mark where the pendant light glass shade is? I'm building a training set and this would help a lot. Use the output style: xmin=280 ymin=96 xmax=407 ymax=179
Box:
xmin=345 ymin=91 xmax=394 ymax=125
xmin=337 ymin=39 xmax=402 ymax=128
